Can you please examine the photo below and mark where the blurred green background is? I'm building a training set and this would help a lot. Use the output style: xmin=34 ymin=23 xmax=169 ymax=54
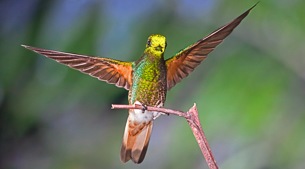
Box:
xmin=1 ymin=0 xmax=305 ymax=168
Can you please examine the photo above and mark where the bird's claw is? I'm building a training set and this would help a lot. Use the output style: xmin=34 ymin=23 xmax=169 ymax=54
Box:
xmin=141 ymin=104 xmax=147 ymax=113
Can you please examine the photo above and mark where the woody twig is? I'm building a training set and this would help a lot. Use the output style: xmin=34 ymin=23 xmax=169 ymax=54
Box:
xmin=111 ymin=104 xmax=218 ymax=169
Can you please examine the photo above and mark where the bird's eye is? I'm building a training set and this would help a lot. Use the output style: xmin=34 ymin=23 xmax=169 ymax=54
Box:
xmin=147 ymin=39 xmax=152 ymax=46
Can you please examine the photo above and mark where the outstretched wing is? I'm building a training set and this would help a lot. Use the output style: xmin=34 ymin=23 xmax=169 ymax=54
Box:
xmin=22 ymin=45 xmax=133 ymax=90
xmin=165 ymin=4 xmax=257 ymax=90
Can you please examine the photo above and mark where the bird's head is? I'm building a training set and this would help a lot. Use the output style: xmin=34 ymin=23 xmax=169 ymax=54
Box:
xmin=145 ymin=34 xmax=167 ymax=55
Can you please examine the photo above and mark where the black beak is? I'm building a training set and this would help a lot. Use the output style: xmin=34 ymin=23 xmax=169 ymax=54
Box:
xmin=155 ymin=45 xmax=163 ymax=52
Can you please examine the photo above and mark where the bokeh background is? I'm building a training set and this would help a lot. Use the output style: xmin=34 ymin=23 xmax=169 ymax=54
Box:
xmin=1 ymin=0 xmax=305 ymax=169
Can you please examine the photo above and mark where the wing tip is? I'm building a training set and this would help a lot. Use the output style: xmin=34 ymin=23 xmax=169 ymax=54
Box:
xmin=21 ymin=44 xmax=31 ymax=49
xmin=21 ymin=44 xmax=41 ymax=53
xmin=243 ymin=2 xmax=259 ymax=16
xmin=252 ymin=1 xmax=260 ymax=10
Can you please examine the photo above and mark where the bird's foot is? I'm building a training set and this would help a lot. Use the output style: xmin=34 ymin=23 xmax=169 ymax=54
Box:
xmin=141 ymin=104 xmax=147 ymax=113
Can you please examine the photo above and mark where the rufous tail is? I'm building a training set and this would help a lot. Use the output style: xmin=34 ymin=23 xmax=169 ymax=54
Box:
xmin=120 ymin=115 xmax=153 ymax=164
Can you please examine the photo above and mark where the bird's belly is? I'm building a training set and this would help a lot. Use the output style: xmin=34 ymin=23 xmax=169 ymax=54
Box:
xmin=129 ymin=101 xmax=162 ymax=123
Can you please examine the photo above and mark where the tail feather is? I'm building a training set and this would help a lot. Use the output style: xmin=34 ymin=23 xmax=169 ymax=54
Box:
xmin=120 ymin=116 xmax=153 ymax=164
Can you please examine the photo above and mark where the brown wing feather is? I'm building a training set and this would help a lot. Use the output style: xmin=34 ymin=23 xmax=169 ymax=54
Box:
xmin=165 ymin=4 xmax=257 ymax=90
xmin=22 ymin=45 xmax=133 ymax=90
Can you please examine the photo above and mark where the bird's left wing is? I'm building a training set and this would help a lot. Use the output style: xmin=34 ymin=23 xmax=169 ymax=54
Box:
xmin=22 ymin=45 xmax=133 ymax=90
xmin=165 ymin=4 xmax=256 ymax=90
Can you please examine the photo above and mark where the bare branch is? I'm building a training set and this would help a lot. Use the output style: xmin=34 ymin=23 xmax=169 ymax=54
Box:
xmin=112 ymin=103 xmax=218 ymax=169
xmin=186 ymin=104 xmax=218 ymax=169
xmin=112 ymin=104 xmax=188 ymax=118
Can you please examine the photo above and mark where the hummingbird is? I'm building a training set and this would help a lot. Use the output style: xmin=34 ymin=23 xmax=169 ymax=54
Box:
xmin=22 ymin=4 xmax=256 ymax=164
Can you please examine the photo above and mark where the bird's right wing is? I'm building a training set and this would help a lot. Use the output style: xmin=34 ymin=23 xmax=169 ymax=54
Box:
xmin=22 ymin=45 xmax=133 ymax=90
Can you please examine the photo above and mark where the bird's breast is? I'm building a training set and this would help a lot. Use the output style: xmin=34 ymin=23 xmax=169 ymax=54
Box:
xmin=129 ymin=59 xmax=167 ymax=106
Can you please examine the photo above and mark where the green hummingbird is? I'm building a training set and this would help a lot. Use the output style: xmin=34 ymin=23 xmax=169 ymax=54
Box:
xmin=22 ymin=5 xmax=255 ymax=164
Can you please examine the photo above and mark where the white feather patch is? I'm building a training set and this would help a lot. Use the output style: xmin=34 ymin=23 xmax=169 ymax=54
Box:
xmin=129 ymin=101 xmax=162 ymax=123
